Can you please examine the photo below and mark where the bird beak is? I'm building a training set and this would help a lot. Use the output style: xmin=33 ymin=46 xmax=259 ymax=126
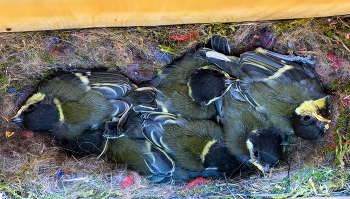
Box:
xmin=253 ymin=162 xmax=265 ymax=175
xmin=312 ymin=111 xmax=331 ymax=129
xmin=10 ymin=105 xmax=25 ymax=123
xmin=325 ymin=123 xmax=329 ymax=129
xmin=312 ymin=111 xmax=331 ymax=122
xmin=11 ymin=117 xmax=22 ymax=123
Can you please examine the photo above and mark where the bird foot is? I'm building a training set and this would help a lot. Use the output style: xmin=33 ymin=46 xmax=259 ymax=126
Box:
xmin=259 ymin=47 xmax=316 ymax=67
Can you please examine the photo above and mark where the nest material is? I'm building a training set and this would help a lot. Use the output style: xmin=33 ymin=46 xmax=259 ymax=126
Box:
xmin=1 ymin=17 xmax=350 ymax=198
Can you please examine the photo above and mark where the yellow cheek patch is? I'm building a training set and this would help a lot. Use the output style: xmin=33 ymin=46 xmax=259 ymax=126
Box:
xmin=295 ymin=97 xmax=327 ymax=115
xmin=201 ymin=139 xmax=217 ymax=163
xmin=246 ymin=139 xmax=253 ymax=151
xmin=26 ymin=93 xmax=45 ymax=106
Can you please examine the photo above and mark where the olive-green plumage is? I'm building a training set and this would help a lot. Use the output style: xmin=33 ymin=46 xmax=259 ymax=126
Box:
xmin=104 ymin=110 xmax=195 ymax=182
xmin=11 ymin=72 xmax=135 ymax=154
xmin=195 ymin=43 xmax=330 ymax=140
xmin=219 ymin=89 xmax=272 ymax=162
xmin=148 ymin=53 xmax=220 ymax=119
xmin=157 ymin=118 xmax=222 ymax=172
xmin=137 ymin=110 xmax=239 ymax=180
xmin=128 ymin=106 xmax=285 ymax=179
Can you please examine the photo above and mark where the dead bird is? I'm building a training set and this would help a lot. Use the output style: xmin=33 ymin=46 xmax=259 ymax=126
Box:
xmin=10 ymin=71 xmax=136 ymax=154
xmin=142 ymin=53 xmax=238 ymax=120
xmin=121 ymin=107 xmax=287 ymax=180
xmin=194 ymin=37 xmax=330 ymax=140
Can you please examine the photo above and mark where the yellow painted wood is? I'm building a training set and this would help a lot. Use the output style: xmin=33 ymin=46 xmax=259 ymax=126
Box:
xmin=0 ymin=0 xmax=350 ymax=32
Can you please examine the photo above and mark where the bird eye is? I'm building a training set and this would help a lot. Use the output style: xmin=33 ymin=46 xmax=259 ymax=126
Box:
xmin=253 ymin=150 xmax=259 ymax=158
xmin=27 ymin=104 xmax=36 ymax=111
xmin=303 ymin=115 xmax=310 ymax=121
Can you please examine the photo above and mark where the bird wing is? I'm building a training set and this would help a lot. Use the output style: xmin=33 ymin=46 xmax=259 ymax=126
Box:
xmin=87 ymin=72 xmax=132 ymax=100
xmin=141 ymin=112 xmax=178 ymax=151
xmin=41 ymin=72 xmax=132 ymax=102
xmin=106 ymin=135 xmax=175 ymax=181
xmin=152 ymin=53 xmax=218 ymax=119
xmin=240 ymin=51 xmax=320 ymax=84
xmin=142 ymin=141 xmax=176 ymax=177
xmin=240 ymin=51 xmax=325 ymax=112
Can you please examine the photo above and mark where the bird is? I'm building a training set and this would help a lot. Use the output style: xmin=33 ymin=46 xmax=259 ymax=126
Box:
xmin=132 ymin=107 xmax=287 ymax=179
xmin=194 ymin=37 xmax=330 ymax=140
xmin=144 ymin=53 xmax=238 ymax=120
xmin=217 ymin=85 xmax=288 ymax=173
xmin=10 ymin=71 xmax=136 ymax=154
xmin=101 ymin=55 xmax=286 ymax=181
xmin=182 ymin=65 xmax=289 ymax=172
xmin=104 ymin=111 xmax=177 ymax=183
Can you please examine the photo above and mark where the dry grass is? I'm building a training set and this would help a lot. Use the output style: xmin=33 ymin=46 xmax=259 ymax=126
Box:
xmin=1 ymin=17 xmax=350 ymax=198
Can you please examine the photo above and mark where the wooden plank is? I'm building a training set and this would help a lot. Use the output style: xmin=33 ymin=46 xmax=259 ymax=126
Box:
xmin=1 ymin=0 xmax=350 ymax=32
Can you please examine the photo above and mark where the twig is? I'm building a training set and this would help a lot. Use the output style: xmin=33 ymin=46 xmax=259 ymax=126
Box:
xmin=338 ymin=17 xmax=350 ymax=29
xmin=0 ymin=174 xmax=7 ymax=180
xmin=309 ymin=178 xmax=318 ymax=195
xmin=215 ymin=183 xmax=240 ymax=187
xmin=97 ymin=138 xmax=109 ymax=159
xmin=223 ymin=173 xmax=237 ymax=199
xmin=269 ymin=167 xmax=285 ymax=178
xmin=1 ymin=116 xmax=10 ymax=122
xmin=334 ymin=35 xmax=350 ymax=54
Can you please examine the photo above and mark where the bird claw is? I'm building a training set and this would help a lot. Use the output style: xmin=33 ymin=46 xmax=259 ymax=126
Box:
xmin=262 ymin=48 xmax=316 ymax=67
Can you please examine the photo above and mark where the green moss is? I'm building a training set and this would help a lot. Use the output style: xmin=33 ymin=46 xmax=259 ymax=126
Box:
xmin=206 ymin=23 xmax=236 ymax=37
xmin=323 ymin=27 xmax=336 ymax=38
xmin=274 ymin=18 xmax=312 ymax=36
xmin=42 ymin=52 xmax=57 ymax=64
xmin=272 ymin=166 xmax=345 ymax=198
xmin=329 ymin=79 xmax=350 ymax=95
xmin=0 ymin=73 xmax=4 ymax=84
xmin=334 ymin=106 xmax=350 ymax=168
xmin=339 ymin=34 xmax=350 ymax=47
xmin=159 ymin=44 xmax=182 ymax=54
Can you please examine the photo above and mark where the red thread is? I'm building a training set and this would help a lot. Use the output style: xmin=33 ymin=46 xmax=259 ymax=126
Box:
xmin=342 ymin=98 xmax=350 ymax=108
xmin=170 ymin=32 xmax=198 ymax=41
xmin=331 ymin=92 xmax=338 ymax=99
xmin=327 ymin=54 xmax=339 ymax=69
xmin=22 ymin=131 xmax=34 ymax=141
xmin=184 ymin=177 xmax=208 ymax=189
xmin=329 ymin=143 xmax=350 ymax=147
xmin=121 ymin=176 xmax=133 ymax=186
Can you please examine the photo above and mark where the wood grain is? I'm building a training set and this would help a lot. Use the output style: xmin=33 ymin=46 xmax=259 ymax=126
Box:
xmin=0 ymin=0 xmax=350 ymax=32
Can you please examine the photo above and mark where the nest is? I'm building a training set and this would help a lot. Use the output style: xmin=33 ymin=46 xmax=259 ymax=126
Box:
xmin=1 ymin=17 xmax=350 ymax=198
